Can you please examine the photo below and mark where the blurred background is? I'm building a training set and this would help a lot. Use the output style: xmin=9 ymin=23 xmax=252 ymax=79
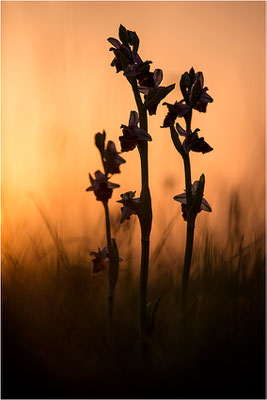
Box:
xmin=2 ymin=0 xmax=265 ymax=263
xmin=1 ymin=3 xmax=265 ymax=398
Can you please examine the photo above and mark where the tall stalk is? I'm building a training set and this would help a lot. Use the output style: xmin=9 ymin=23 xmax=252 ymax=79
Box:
xmin=108 ymin=24 xmax=175 ymax=339
xmin=103 ymin=201 xmax=113 ymax=340
xmin=129 ymin=78 xmax=152 ymax=338
xmin=87 ymin=131 xmax=123 ymax=343
xmin=166 ymin=67 xmax=213 ymax=314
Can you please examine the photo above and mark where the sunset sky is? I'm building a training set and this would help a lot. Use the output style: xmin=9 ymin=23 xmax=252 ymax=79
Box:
xmin=2 ymin=1 xmax=265 ymax=253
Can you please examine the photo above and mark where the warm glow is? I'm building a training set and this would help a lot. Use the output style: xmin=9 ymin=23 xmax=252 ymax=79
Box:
xmin=1 ymin=1 xmax=265 ymax=256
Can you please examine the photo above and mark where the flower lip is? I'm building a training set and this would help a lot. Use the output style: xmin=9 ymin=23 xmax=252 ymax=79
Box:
xmin=107 ymin=37 xmax=122 ymax=49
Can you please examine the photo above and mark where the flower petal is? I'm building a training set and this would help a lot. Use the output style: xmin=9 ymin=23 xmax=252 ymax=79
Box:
xmin=124 ymin=64 xmax=141 ymax=77
xmin=197 ymin=72 xmax=204 ymax=87
xmin=129 ymin=111 xmax=139 ymax=128
xmin=132 ymin=51 xmax=143 ymax=65
xmin=107 ymin=181 xmax=120 ymax=189
xmin=107 ymin=37 xmax=121 ymax=49
xmin=134 ymin=127 xmax=152 ymax=141
xmin=200 ymin=198 xmax=212 ymax=212
xmin=153 ymin=69 xmax=163 ymax=87
xmin=173 ymin=193 xmax=187 ymax=204
xmin=138 ymin=86 xmax=150 ymax=95
xmin=176 ymin=122 xmax=189 ymax=137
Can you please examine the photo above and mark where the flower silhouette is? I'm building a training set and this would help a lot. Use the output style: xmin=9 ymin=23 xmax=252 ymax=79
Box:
xmin=90 ymin=246 xmax=109 ymax=274
xmin=188 ymin=69 xmax=213 ymax=112
xmin=174 ymin=180 xmax=212 ymax=221
xmin=117 ymin=191 xmax=140 ymax=223
xmin=162 ymin=100 xmax=190 ymax=127
xmin=104 ymin=140 xmax=126 ymax=175
xmin=107 ymin=37 xmax=133 ymax=73
xmin=108 ymin=25 xmax=139 ymax=73
xmin=119 ymin=111 xmax=152 ymax=152
xmin=86 ymin=170 xmax=119 ymax=202
xmin=139 ymin=69 xmax=175 ymax=116
xmin=124 ymin=52 xmax=154 ymax=86
xmin=176 ymin=123 xmax=213 ymax=154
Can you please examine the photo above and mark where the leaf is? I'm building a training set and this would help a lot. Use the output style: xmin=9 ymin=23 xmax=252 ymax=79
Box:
xmin=143 ymin=84 xmax=175 ymax=111
xmin=139 ymin=182 xmax=152 ymax=238
xmin=146 ymin=297 xmax=161 ymax=334
xmin=189 ymin=174 xmax=205 ymax=220
xmin=119 ymin=24 xmax=129 ymax=46
xmin=95 ymin=131 xmax=106 ymax=155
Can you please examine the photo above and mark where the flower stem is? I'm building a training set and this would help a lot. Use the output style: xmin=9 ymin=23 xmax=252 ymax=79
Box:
xmin=180 ymin=116 xmax=195 ymax=314
xmin=140 ymin=237 xmax=150 ymax=336
xmin=181 ymin=218 xmax=195 ymax=313
xmin=103 ymin=201 xmax=113 ymax=341
xmin=183 ymin=153 xmax=193 ymax=207
xmin=170 ymin=116 xmax=195 ymax=313
xmin=129 ymin=77 xmax=151 ymax=339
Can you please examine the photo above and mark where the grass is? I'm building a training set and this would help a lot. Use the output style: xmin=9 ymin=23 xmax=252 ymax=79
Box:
xmin=1 ymin=191 xmax=265 ymax=399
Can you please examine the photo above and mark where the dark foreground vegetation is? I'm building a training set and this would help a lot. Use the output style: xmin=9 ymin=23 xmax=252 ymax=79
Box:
xmin=2 ymin=202 xmax=265 ymax=399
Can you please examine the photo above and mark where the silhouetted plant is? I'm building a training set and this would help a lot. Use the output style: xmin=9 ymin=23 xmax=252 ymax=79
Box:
xmin=162 ymin=68 xmax=213 ymax=314
xmin=86 ymin=130 xmax=125 ymax=341
xmin=108 ymin=25 xmax=175 ymax=339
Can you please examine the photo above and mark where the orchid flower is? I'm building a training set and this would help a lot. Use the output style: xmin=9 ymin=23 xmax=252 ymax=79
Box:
xmin=162 ymin=100 xmax=190 ymax=127
xmin=119 ymin=111 xmax=152 ymax=152
xmin=86 ymin=170 xmax=120 ymax=202
xmin=176 ymin=123 xmax=213 ymax=154
xmin=117 ymin=191 xmax=140 ymax=223
xmin=104 ymin=140 xmax=126 ymax=175
xmin=174 ymin=180 xmax=212 ymax=221
xmin=108 ymin=25 xmax=139 ymax=73
xmin=90 ymin=246 xmax=109 ymax=274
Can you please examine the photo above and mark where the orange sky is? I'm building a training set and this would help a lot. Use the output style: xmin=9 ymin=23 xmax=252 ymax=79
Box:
xmin=1 ymin=1 xmax=265 ymax=253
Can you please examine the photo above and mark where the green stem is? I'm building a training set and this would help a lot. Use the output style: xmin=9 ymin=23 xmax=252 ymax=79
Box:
xmin=103 ymin=201 xmax=113 ymax=341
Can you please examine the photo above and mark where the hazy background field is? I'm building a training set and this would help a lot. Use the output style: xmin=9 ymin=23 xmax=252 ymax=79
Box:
xmin=2 ymin=1 xmax=265 ymax=252
xmin=1 ymin=1 xmax=265 ymax=398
